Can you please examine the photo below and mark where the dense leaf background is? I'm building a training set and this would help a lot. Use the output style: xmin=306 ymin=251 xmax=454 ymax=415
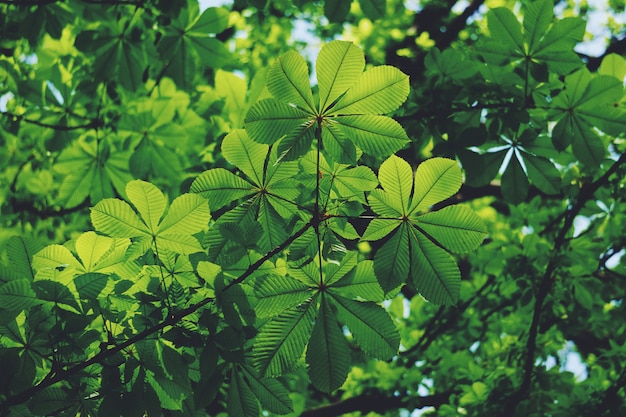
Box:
xmin=1 ymin=0 xmax=625 ymax=416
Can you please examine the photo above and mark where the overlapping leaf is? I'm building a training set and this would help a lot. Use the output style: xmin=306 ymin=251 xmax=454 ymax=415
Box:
xmin=191 ymin=130 xmax=300 ymax=255
xmin=549 ymin=65 xmax=626 ymax=168
xmin=252 ymin=252 xmax=397 ymax=392
xmin=476 ymin=0 xmax=585 ymax=75
xmin=91 ymin=180 xmax=210 ymax=257
xmin=244 ymin=40 xmax=410 ymax=163
xmin=363 ymin=155 xmax=487 ymax=303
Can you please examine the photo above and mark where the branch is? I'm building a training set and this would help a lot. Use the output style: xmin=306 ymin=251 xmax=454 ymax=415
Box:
xmin=1 ymin=112 xmax=103 ymax=131
xmin=0 ymin=0 xmax=60 ymax=5
xmin=299 ymin=391 xmax=452 ymax=417
xmin=225 ymin=222 xmax=312 ymax=288
xmin=0 ymin=222 xmax=313 ymax=413
xmin=435 ymin=0 xmax=486 ymax=50
xmin=0 ymin=298 xmax=213 ymax=414
xmin=0 ymin=0 xmax=145 ymax=4
xmin=509 ymin=152 xmax=626 ymax=410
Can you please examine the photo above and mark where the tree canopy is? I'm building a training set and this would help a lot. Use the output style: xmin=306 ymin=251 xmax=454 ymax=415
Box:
xmin=0 ymin=0 xmax=625 ymax=416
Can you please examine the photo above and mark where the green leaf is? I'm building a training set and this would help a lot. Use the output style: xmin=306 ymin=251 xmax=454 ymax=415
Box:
xmin=407 ymin=229 xmax=461 ymax=305
xmin=417 ymin=205 xmax=487 ymax=254
xmin=74 ymin=232 xmax=114 ymax=272
xmin=147 ymin=373 xmax=186 ymax=411
xmin=360 ymin=0 xmax=386 ymax=20
xmin=332 ymin=65 xmax=409 ymax=114
xmin=73 ymin=272 xmax=109 ymax=301
xmin=459 ymin=150 xmax=507 ymax=187
xmin=306 ymin=294 xmax=351 ymax=392
xmin=187 ymin=36 xmax=231 ymax=68
xmin=332 ymin=166 xmax=379 ymax=198
xmin=334 ymin=115 xmax=409 ymax=157
xmin=319 ymin=251 xmax=353 ymax=285
xmin=34 ymin=280 xmax=81 ymax=311
xmin=245 ymin=98 xmax=312 ymax=145
xmin=321 ymin=125 xmax=357 ymax=164
xmin=410 ymin=157 xmax=462 ymax=214
xmin=228 ymin=368 xmax=259 ymax=417
xmin=32 ymin=244 xmax=81 ymax=280
xmin=487 ymin=8 xmax=524 ymax=56
xmin=253 ymin=274 xmax=313 ymax=317
xmin=267 ymin=50 xmax=315 ymax=112
xmin=317 ymin=40 xmax=364 ymax=112
xmin=157 ymin=193 xmax=210 ymax=235
xmin=523 ymin=0 xmax=553 ymax=53
xmin=254 ymin=300 xmax=316 ymax=377
xmin=5 ymin=236 xmax=39 ymax=281
xmin=216 ymin=70 xmax=247 ymax=128
xmin=362 ymin=219 xmax=401 ymax=241
xmin=0 ymin=279 xmax=44 ymax=311
xmin=331 ymin=295 xmax=399 ymax=359
xmin=241 ymin=365 xmax=294 ymax=414
xmin=598 ymin=53 xmax=626 ymax=80
xmin=324 ymin=0 xmax=350 ymax=23
xmin=188 ymin=7 xmax=229 ymax=34
xmin=190 ymin=168 xmax=255 ymax=211
xmin=377 ymin=154 xmax=413 ymax=215
xmin=91 ymin=198 xmax=150 ymax=238
xmin=501 ymin=152 xmax=529 ymax=204
xmin=221 ymin=129 xmax=267 ymax=185
xmin=373 ymin=223 xmax=409 ymax=293
xmin=523 ymin=153 xmax=561 ymax=195
xmin=368 ymin=190 xmax=404 ymax=217
xmin=330 ymin=260 xmax=385 ymax=302
xmin=126 ymin=180 xmax=167 ymax=234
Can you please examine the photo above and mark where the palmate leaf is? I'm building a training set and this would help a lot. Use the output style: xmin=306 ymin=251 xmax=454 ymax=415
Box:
xmin=501 ymin=152 xmax=529 ymax=204
xmin=550 ymin=67 xmax=626 ymax=167
xmin=54 ymin=138 xmax=132 ymax=208
xmin=365 ymin=155 xmax=486 ymax=303
xmin=5 ymin=236 xmax=40 ymax=281
xmin=126 ymin=180 xmax=166 ymax=233
xmin=477 ymin=0 xmax=585 ymax=74
xmin=253 ymin=299 xmax=316 ymax=377
xmin=306 ymin=294 xmax=351 ymax=393
xmin=91 ymin=180 xmax=210 ymax=255
xmin=244 ymin=40 xmax=409 ymax=162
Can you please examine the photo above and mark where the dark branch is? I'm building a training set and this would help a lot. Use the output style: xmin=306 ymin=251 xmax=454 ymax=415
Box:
xmin=299 ymin=391 xmax=452 ymax=417
xmin=0 ymin=298 xmax=213 ymax=414
xmin=1 ymin=222 xmax=312 ymax=413
xmin=509 ymin=152 xmax=626 ymax=410
xmin=435 ymin=0 xmax=486 ymax=50
xmin=1 ymin=112 xmax=103 ymax=131
xmin=0 ymin=0 xmax=145 ymax=5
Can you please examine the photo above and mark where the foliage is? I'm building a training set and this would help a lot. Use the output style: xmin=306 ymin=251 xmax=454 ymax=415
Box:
xmin=1 ymin=0 xmax=625 ymax=416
